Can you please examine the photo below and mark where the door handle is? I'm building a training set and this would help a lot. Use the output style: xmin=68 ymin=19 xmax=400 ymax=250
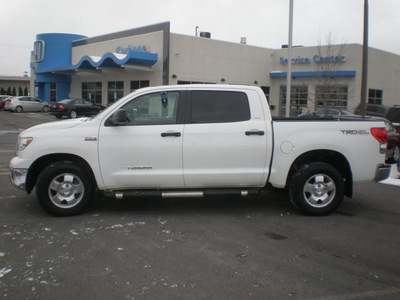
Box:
xmin=245 ymin=130 xmax=265 ymax=136
xmin=161 ymin=131 xmax=181 ymax=137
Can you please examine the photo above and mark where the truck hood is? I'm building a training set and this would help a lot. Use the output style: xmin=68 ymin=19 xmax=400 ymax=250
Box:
xmin=21 ymin=118 xmax=90 ymax=135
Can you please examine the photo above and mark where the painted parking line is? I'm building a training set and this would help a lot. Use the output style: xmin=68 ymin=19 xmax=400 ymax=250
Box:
xmin=0 ymin=173 xmax=9 ymax=176
xmin=0 ymin=150 xmax=15 ymax=153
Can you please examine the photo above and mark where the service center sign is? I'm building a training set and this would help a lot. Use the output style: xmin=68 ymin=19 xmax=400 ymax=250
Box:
xmin=279 ymin=55 xmax=346 ymax=64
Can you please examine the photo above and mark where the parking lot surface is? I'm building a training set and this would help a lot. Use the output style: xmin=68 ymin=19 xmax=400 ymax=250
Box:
xmin=0 ymin=111 xmax=399 ymax=299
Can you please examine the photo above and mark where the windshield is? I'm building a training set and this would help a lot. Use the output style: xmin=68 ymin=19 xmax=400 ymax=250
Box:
xmin=59 ymin=99 xmax=74 ymax=104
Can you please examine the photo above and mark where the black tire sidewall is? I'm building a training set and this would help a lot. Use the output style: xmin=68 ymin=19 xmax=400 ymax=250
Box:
xmin=289 ymin=162 xmax=345 ymax=216
xmin=36 ymin=162 xmax=93 ymax=216
xmin=15 ymin=106 xmax=23 ymax=113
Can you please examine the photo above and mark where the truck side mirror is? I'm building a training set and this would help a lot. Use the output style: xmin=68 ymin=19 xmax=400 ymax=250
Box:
xmin=109 ymin=109 xmax=128 ymax=126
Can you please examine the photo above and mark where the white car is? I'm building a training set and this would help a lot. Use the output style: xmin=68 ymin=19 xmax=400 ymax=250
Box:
xmin=4 ymin=96 xmax=49 ymax=113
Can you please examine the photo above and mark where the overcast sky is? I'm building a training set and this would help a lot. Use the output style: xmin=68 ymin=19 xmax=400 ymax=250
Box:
xmin=1 ymin=0 xmax=399 ymax=76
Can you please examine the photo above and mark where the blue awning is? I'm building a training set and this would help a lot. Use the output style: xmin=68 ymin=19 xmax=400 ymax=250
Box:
xmin=270 ymin=71 xmax=356 ymax=78
xmin=35 ymin=51 xmax=158 ymax=74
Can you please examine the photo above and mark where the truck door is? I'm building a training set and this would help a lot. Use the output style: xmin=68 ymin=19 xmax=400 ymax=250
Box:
xmin=183 ymin=90 xmax=269 ymax=188
xmin=98 ymin=91 xmax=185 ymax=189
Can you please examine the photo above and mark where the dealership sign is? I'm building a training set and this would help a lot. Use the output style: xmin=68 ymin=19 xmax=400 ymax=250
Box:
xmin=115 ymin=45 xmax=148 ymax=54
xmin=279 ymin=55 xmax=346 ymax=65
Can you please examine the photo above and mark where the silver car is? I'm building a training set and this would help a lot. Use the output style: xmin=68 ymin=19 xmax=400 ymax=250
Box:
xmin=4 ymin=96 xmax=49 ymax=113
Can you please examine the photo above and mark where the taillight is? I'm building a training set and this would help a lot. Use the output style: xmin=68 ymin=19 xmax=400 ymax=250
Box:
xmin=371 ymin=127 xmax=387 ymax=143
xmin=371 ymin=127 xmax=388 ymax=154
xmin=59 ymin=105 xmax=64 ymax=110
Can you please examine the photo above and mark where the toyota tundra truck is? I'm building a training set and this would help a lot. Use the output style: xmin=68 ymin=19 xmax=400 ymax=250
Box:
xmin=9 ymin=85 xmax=391 ymax=216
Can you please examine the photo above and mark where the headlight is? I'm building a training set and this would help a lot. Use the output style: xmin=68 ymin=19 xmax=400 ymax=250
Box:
xmin=17 ymin=137 xmax=33 ymax=152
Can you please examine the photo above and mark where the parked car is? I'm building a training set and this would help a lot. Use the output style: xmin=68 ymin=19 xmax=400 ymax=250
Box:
xmin=0 ymin=95 xmax=11 ymax=110
xmin=49 ymin=98 xmax=105 ymax=119
xmin=354 ymin=103 xmax=389 ymax=117
xmin=384 ymin=120 xmax=400 ymax=164
xmin=299 ymin=108 xmax=355 ymax=118
xmin=385 ymin=106 xmax=400 ymax=131
xmin=4 ymin=96 xmax=49 ymax=113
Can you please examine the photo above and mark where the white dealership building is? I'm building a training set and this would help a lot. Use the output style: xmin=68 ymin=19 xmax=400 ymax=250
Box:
xmin=31 ymin=22 xmax=400 ymax=117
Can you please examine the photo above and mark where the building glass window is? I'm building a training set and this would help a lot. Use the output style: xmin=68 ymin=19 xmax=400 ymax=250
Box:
xmin=316 ymin=86 xmax=348 ymax=109
xmin=82 ymin=82 xmax=102 ymax=104
xmin=280 ymin=86 xmax=308 ymax=117
xmin=368 ymin=89 xmax=383 ymax=104
xmin=50 ymin=83 xmax=57 ymax=102
xmin=130 ymin=80 xmax=150 ymax=92
xmin=107 ymin=81 xmax=124 ymax=105
xmin=261 ymin=86 xmax=270 ymax=102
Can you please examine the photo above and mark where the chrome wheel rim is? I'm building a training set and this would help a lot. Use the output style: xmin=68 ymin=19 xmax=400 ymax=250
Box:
xmin=303 ymin=174 xmax=336 ymax=208
xmin=48 ymin=173 xmax=84 ymax=208
xmin=70 ymin=111 xmax=77 ymax=118
xmin=393 ymin=146 xmax=400 ymax=163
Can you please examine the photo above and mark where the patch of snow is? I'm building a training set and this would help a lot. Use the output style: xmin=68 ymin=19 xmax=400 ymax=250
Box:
xmin=380 ymin=165 xmax=400 ymax=186
xmin=0 ymin=268 xmax=12 ymax=278
xmin=157 ymin=218 xmax=167 ymax=225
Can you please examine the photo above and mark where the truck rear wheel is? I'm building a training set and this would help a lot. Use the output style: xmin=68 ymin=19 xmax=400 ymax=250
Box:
xmin=289 ymin=162 xmax=344 ymax=216
xmin=36 ymin=162 xmax=93 ymax=216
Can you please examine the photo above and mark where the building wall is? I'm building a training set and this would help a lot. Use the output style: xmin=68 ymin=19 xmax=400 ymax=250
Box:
xmin=0 ymin=76 xmax=30 ymax=96
xmin=30 ymin=23 xmax=400 ymax=114
xmin=169 ymin=33 xmax=273 ymax=86
xmin=70 ymin=31 xmax=165 ymax=104
xmin=367 ymin=47 xmax=400 ymax=106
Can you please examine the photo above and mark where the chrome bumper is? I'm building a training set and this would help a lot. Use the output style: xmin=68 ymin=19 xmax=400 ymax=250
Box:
xmin=9 ymin=168 xmax=28 ymax=191
xmin=374 ymin=164 xmax=391 ymax=182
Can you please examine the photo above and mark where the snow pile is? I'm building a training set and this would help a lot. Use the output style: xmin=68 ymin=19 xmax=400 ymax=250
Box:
xmin=380 ymin=165 xmax=400 ymax=187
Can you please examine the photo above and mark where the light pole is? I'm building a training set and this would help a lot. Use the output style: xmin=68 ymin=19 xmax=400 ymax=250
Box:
xmin=360 ymin=0 xmax=369 ymax=117
xmin=286 ymin=0 xmax=294 ymax=117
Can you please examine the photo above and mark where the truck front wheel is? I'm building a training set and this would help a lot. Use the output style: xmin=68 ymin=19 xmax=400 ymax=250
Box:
xmin=289 ymin=162 xmax=344 ymax=216
xmin=36 ymin=162 xmax=93 ymax=216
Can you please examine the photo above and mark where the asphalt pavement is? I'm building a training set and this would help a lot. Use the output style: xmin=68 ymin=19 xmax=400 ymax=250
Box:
xmin=0 ymin=111 xmax=399 ymax=299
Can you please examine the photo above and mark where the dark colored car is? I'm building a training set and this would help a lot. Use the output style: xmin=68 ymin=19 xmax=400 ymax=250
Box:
xmin=385 ymin=106 xmax=400 ymax=131
xmin=354 ymin=103 xmax=389 ymax=117
xmin=0 ymin=95 xmax=11 ymax=110
xmin=384 ymin=120 xmax=400 ymax=164
xmin=49 ymin=98 xmax=105 ymax=119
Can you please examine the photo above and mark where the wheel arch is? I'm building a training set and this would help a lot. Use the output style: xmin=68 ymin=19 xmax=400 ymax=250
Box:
xmin=287 ymin=150 xmax=353 ymax=198
xmin=26 ymin=153 xmax=98 ymax=194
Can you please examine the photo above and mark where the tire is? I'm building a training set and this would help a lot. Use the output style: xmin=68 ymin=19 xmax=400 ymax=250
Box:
xmin=15 ymin=106 xmax=23 ymax=113
xmin=69 ymin=110 xmax=77 ymax=119
xmin=289 ymin=162 xmax=344 ymax=216
xmin=36 ymin=162 xmax=94 ymax=216
xmin=388 ymin=145 xmax=400 ymax=164
xmin=42 ymin=106 xmax=49 ymax=112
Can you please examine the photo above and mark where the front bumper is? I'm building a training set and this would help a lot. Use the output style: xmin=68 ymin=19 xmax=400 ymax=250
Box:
xmin=374 ymin=164 xmax=391 ymax=182
xmin=9 ymin=168 xmax=28 ymax=191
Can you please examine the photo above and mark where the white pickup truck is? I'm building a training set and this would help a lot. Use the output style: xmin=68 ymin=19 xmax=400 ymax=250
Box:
xmin=10 ymin=85 xmax=391 ymax=216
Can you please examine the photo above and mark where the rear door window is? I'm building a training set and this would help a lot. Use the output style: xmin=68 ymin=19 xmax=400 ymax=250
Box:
xmin=190 ymin=91 xmax=250 ymax=123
